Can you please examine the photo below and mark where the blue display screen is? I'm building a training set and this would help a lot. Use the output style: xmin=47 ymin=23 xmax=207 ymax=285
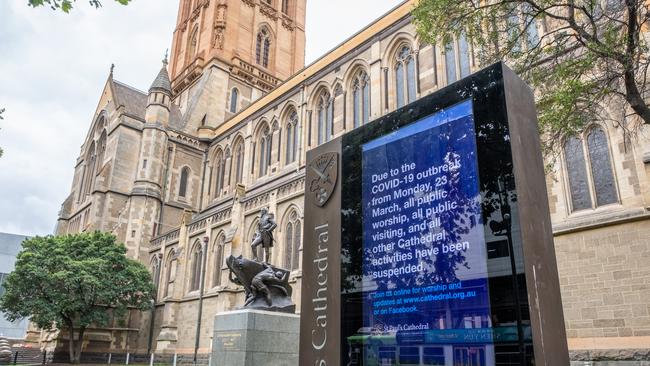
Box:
xmin=361 ymin=100 xmax=491 ymax=337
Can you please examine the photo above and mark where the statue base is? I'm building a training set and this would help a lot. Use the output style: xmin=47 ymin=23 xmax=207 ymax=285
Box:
xmin=212 ymin=309 xmax=299 ymax=366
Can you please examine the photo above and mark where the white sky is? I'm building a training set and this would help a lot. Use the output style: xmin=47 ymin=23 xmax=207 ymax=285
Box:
xmin=0 ymin=0 xmax=403 ymax=236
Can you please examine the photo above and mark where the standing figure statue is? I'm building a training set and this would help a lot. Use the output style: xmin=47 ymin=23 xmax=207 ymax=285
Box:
xmin=250 ymin=208 xmax=277 ymax=263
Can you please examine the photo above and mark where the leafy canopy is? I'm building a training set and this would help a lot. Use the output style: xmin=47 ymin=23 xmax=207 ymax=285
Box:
xmin=28 ymin=0 xmax=131 ymax=13
xmin=413 ymin=0 xmax=650 ymax=151
xmin=0 ymin=232 xmax=154 ymax=330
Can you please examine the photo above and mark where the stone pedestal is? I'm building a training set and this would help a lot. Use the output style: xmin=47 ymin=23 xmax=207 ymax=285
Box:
xmin=212 ymin=309 xmax=299 ymax=366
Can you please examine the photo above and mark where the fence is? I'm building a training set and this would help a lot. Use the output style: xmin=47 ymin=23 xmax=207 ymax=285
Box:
xmin=1 ymin=351 xmax=211 ymax=366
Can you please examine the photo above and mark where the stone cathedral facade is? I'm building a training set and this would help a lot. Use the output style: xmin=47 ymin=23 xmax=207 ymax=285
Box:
xmin=42 ymin=0 xmax=650 ymax=362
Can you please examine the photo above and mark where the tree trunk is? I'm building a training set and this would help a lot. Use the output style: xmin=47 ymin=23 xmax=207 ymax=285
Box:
xmin=67 ymin=322 xmax=77 ymax=364
xmin=624 ymin=67 xmax=650 ymax=125
xmin=73 ymin=327 xmax=85 ymax=364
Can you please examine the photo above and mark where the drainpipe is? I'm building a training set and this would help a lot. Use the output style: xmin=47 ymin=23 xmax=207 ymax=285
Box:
xmin=158 ymin=146 xmax=174 ymax=235
xmin=193 ymin=236 xmax=209 ymax=365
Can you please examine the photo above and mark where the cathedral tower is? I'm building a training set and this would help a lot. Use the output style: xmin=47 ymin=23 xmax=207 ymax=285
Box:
xmin=125 ymin=59 xmax=173 ymax=261
xmin=167 ymin=0 xmax=306 ymax=130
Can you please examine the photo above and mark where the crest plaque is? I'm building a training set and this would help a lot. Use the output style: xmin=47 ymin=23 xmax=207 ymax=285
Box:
xmin=308 ymin=152 xmax=338 ymax=207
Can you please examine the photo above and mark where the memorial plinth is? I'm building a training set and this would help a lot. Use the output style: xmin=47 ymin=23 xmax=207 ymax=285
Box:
xmin=212 ymin=309 xmax=299 ymax=366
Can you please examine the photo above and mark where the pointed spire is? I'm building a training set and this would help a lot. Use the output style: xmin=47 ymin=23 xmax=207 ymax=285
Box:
xmin=148 ymin=54 xmax=171 ymax=95
xmin=163 ymin=49 xmax=169 ymax=66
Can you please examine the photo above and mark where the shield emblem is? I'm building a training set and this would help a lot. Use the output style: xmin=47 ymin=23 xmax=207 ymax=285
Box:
xmin=308 ymin=152 xmax=338 ymax=207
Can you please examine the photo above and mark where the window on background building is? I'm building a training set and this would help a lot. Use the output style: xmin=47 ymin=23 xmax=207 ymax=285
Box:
xmin=256 ymin=28 xmax=271 ymax=68
xmin=285 ymin=110 xmax=299 ymax=164
xmin=395 ymin=44 xmax=416 ymax=108
xmin=179 ymin=167 xmax=190 ymax=198
xmin=212 ymin=235 xmax=225 ymax=287
xmin=0 ymin=273 xmax=8 ymax=298
xmin=284 ymin=210 xmax=302 ymax=270
xmin=352 ymin=70 xmax=370 ymax=128
xmin=214 ymin=151 xmax=226 ymax=198
xmin=522 ymin=3 xmax=540 ymax=49
xmin=445 ymin=35 xmax=472 ymax=84
xmin=231 ymin=140 xmax=244 ymax=186
xmin=563 ymin=126 xmax=618 ymax=212
xmin=317 ymin=91 xmax=333 ymax=145
xmin=282 ymin=0 xmax=289 ymax=14
xmin=258 ymin=125 xmax=272 ymax=176
xmin=189 ymin=242 xmax=204 ymax=291
xmin=230 ymin=88 xmax=239 ymax=113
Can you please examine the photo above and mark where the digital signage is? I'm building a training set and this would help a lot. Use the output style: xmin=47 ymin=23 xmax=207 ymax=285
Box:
xmin=361 ymin=100 xmax=490 ymax=335
xmin=300 ymin=62 xmax=569 ymax=366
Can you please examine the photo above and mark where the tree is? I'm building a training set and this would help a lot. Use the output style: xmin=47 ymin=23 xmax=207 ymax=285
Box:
xmin=413 ymin=0 xmax=650 ymax=152
xmin=0 ymin=232 xmax=154 ymax=364
xmin=28 ymin=0 xmax=131 ymax=13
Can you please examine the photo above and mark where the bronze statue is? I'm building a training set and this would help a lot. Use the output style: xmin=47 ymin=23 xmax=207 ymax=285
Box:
xmin=225 ymin=208 xmax=295 ymax=313
xmin=250 ymin=208 xmax=276 ymax=263
xmin=226 ymin=255 xmax=295 ymax=313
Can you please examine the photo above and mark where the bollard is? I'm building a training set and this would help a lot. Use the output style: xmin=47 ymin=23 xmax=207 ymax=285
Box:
xmin=125 ymin=352 xmax=130 ymax=365
xmin=13 ymin=351 xmax=18 ymax=365
xmin=108 ymin=353 xmax=112 ymax=364
xmin=149 ymin=353 xmax=154 ymax=366
xmin=172 ymin=352 xmax=177 ymax=366
xmin=41 ymin=350 xmax=46 ymax=365
xmin=207 ymin=353 xmax=212 ymax=366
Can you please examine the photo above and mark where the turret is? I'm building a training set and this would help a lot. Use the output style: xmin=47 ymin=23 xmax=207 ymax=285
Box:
xmin=145 ymin=55 xmax=172 ymax=125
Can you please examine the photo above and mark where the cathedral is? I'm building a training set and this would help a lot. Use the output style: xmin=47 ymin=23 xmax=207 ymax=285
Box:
xmin=40 ymin=0 xmax=650 ymax=363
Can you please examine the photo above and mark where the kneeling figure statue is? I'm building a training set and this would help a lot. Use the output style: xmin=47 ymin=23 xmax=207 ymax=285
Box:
xmin=225 ymin=208 xmax=295 ymax=313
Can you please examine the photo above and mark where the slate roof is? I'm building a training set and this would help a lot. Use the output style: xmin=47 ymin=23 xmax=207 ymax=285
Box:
xmin=111 ymin=78 xmax=185 ymax=129
xmin=112 ymin=80 xmax=148 ymax=118
xmin=149 ymin=65 xmax=172 ymax=94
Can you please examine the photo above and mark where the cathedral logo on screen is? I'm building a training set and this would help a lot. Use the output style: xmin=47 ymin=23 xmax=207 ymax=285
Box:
xmin=308 ymin=152 xmax=338 ymax=207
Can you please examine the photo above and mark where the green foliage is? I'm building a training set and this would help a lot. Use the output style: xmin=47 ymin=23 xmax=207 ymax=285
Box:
xmin=0 ymin=231 xmax=154 ymax=333
xmin=28 ymin=0 xmax=131 ymax=13
xmin=413 ymin=0 xmax=650 ymax=152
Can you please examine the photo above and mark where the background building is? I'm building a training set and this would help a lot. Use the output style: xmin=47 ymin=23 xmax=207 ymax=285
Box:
xmin=45 ymin=0 xmax=650 ymax=363
xmin=0 ymin=232 xmax=30 ymax=339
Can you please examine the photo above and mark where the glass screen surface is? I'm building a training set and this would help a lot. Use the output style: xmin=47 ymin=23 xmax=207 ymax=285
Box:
xmin=358 ymin=99 xmax=495 ymax=365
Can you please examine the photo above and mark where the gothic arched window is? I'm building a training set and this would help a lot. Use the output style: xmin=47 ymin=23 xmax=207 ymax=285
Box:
xmin=352 ymin=70 xmax=370 ymax=128
xmin=256 ymin=28 xmax=271 ymax=68
xmin=284 ymin=210 xmax=302 ymax=270
xmin=586 ymin=127 xmax=618 ymax=206
xmin=282 ymin=0 xmax=289 ymax=14
xmin=212 ymin=234 xmax=225 ymax=288
xmin=563 ymin=127 xmax=618 ymax=212
xmin=179 ymin=166 xmax=190 ymax=198
xmin=285 ymin=110 xmax=299 ymax=164
xmin=395 ymin=45 xmax=416 ymax=108
xmin=213 ymin=150 xmax=226 ymax=198
xmin=231 ymin=138 xmax=245 ymax=186
xmin=445 ymin=34 xmax=472 ymax=83
xmin=82 ymin=141 xmax=96 ymax=197
xmin=317 ymin=91 xmax=333 ymax=145
xmin=258 ymin=125 xmax=272 ymax=177
xmin=189 ymin=241 xmax=204 ymax=292
xmin=96 ymin=131 xmax=107 ymax=178
xmin=164 ymin=250 xmax=177 ymax=298
xmin=151 ymin=255 xmax=161 ymax=300
xmin=189 ymin=25 xmax=199 ymax=58
xmin=230 ymin=88 xmax=239 ymax=113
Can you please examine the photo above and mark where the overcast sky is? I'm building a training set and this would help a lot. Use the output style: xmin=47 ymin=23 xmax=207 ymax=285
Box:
xmin=0 ymin=0 xmax=403 ymax=236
